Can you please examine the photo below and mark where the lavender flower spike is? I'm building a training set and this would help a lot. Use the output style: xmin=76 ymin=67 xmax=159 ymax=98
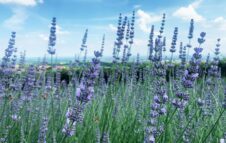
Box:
xmin=182 ymin=32 xmax=206 ymax=89
xmin=76 ymin=50 xmax=101 ymax=103
xmin=170 ymin=27 xmax=178 ymax=53
xmin=80 ymin=29 xmax=88 ymax=51
xmin=1 ymin=32 xmax=16 ymax=71
xmin=47 ymin=17 xmax=57 ymax=55
xmin=63 ymin=49 xmax=102 ymax=137
xmin=188 ymin=19 xmax=194 ymax=40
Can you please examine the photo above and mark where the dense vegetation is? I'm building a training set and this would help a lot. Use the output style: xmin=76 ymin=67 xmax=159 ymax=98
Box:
xmin=0 ymin=12 xmax=225 ymax=143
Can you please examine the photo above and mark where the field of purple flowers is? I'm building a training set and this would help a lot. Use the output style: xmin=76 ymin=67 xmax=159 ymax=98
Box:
xmin=0 ymin=12 xmax=226 ymax=143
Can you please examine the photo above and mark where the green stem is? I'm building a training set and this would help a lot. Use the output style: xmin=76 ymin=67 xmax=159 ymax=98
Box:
xmin=202 ymin=109 xmax=225 ymax=143
xmin=50 ymin=54 xmax=55 ymax=142
xmin=156 ymin=108 xmax=177 ymax=142
xmin=176 ymin=109 xmax=200 ymax=142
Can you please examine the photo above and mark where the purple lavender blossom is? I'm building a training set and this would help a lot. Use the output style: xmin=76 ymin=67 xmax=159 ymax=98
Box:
xmin=126 ymin=11 xmax=135 ymax=61
xmin=47 ymin=17 xmax=57 ymax=55
xmin=10 ymin=48 xmax=17 ymax=69
xmin=203 ymin=39 xmax=221 ymax=116
xmin=45 ymin=75 xmax=52 ymax=91
xmin=223 ymin=87 xmax=226 ymax=109
xmin=102 ymin=132 xmax=110 ymax=143
xmin=170 ymin=27 xmax=178 ymax=53
xmin=113 ymin=13 xmax=128 ymax=63
xmin=80 ymin=29 xmax=88 ymax=51
xmin=18 ymin=51 xmax=26 ymax=71
xmin=0 ymin=82 xmax=5 ymax=98
xmin=145 ymin=15 xmax=168 ymax=142
xmin=100 ymin=34 xmax=105 ymax=56
xmin=162 ymin=37 xmax=166 ymax=52
xmin=62 ymin=118 xmax=76 ymax=136
xmin=148 ymin=25 xmax=154 ymax=61
xmin=181 ymin=45 xmax=187 ymax=69
xmin=159 ymin=13 xmax=166 ymax=38
xmin=129 ymin=11 xmax=135 ymax=45
xmin=169 ymin=27 xmax=178 ymax=67
xmin=76 ymin=51 xmax=101 ymax=103
xmin=208 ymin=38 xmax=221 ymax=77
xmin=63 ymin=49 xmax=102 ymax=137
xmin=22 ymin=65 xmax=36 ymax=101
xmin=186 ymin=19 xmax=194 ymax=61
xmin=1 ymin=32 xmax=16 ymax=74
xmin=182 ymin=32 xmax=206 ymax=89
xmin=38 ymin=117 xmax=48 ymax=143
xmin=179 ymin=42 xmax=183 ymax=59
xmin=122 ymin=18 xmax=133 ymax=63
xmin=188 ymin=19 xmax=194 ymax=40
xmin=74 ymin=29 xmax=89 ymax=66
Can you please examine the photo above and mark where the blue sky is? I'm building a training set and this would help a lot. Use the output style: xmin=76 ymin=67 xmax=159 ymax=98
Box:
xmin=0 ymin=0 xmax=226 ymax=60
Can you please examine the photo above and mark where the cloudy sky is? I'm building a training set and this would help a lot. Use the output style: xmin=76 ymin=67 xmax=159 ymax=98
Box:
xmin=0 ymin=0 xmax=226 ymax=59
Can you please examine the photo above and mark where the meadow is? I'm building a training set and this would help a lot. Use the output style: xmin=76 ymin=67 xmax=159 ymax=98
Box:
xmin=0 ymin=12 xmax=225 ymax=143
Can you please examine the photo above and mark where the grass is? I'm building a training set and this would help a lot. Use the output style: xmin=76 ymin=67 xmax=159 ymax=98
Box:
xmin=0 ymin=65 xmax=225 ymax=143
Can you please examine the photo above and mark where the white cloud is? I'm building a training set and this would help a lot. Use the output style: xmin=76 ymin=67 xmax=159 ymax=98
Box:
xmin=134 ymin=38 xmax=146 ymax=47
xmin=212 ymin=17 xmax=226 ymax=31
xmin=0 ymin=0 xmax=43 ymax=6
xmin=39 ymin=34 xmax=48 ymax=41
xmin=108 ymin=24 xmax=117 ymax=32
xmin=136 ymin=9 xmax=161 ymax=33
xmin=3 ymin=8 xmax=28 ymax=30
xmin=173 ymin=0 xmax=204 ymax=22
xmin=56 ymin=25 xmax=70 ymax=35
xmin=191 ymin=0 xmax=203 ymax=8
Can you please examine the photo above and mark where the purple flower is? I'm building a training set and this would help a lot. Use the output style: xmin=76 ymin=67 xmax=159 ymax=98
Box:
xmin=76 ymin=87 xmax=81 ymax=97
xmin=18 ymin=51 xmax=26 ymax=71
xmin=197 ymin=32 xmax=206 ymax=45
xmin=47 ymin=17 xmax=57 ymax=55
xmin=63 ymin=104 xmax=84 ymax=137
xmin=63 ymin=49 xmax=102 ymax=137
xmin=182 ymin=32 xmax=206 ymax=89
xmin=200 ymin=32 xmax=206 ymax=38
xmin=38 ymin=117 xmax=48 ymax=143
xmin=162 ymin=37 xmax=166 ymax=52
xmin=159 ymin=13 xmax=166 ymax=37
xmin=194 ymin=47 xmax=203 ymax=54
xmin=204 ymin=39 xmax=222 ymax=115
xmin=100 ymin=34 xmax=105 ymax=56
xmin=148 ymin=25 xmax=155 ymax=61
xmin=0 ymin=83 xmax=5 ymax=98
xmin=76 ymin=53 xmax=100 ymax=103
xmin=80 ymin=29 xmax=88 ymax=51
xmin=223 ymin=87 xmax=226 ymax=109
xmin=62 ymin=119 xmax=76 ymax=137
xmin=145 ymin=29 xmax=168 ymax=142
xmin=45 ymin=75 xmax=52 ymax=91
xmin=160 ymin=107 xmax=167 ymax=115
xmin=188 ymin=19 xmax=194 ymax=39
xmin=170 ymin=27 xmax=178 ymax=53
xmin=102 ymin=132 xmax=110 ymax=143
xmin=129 ymin=11 xmax=135 ymax=44
xmin=94 ymin=51 xmax=102 ymax=58
xmin=1 ymin=32 xmax=16 ymax=72
xmin=113 ymin=13 xmax=124 ymax=63
xmin=22 ymin=65 xmax=36 ymax=101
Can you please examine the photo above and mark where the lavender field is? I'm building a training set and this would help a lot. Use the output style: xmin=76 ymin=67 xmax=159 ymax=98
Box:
xmin=0 ymin=1 xmax=226 ymax=143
